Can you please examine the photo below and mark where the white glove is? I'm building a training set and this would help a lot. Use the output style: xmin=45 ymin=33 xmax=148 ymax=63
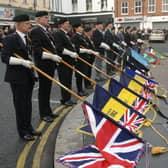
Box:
xmin=79 ymin=48 xmax=92 ymax=54
xmin=137 ymin=39 xmax=144 ymax=44
xmin=90 ymin=50 xmax=99 ymax=56
xmin=63 ymin=48 xmax=78 ymax=58
xmin=130 ymin=41 xmax=136 ymax=45
xmin=121 ymin=41 xmax=127 ymax=47
xmin=42 ymin=52 xmax=62 ymax=62
xmin=112 ymin=42 xmax=120 ymax=49
xmin=100 ymin=42 xmax=111 ymax=50
xmin=9 ymin=57 xmax=33 ymax=69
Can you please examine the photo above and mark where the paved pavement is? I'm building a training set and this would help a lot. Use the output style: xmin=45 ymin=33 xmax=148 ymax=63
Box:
xmin=54 ymin=59 xmax=168 ymax=168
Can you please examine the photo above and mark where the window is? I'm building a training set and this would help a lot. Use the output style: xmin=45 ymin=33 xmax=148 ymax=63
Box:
xmin=121 ymin=1 xmax=128 ymax=15
xmin=72 ymin=0 xmax=78 ymax=12
xmin=162 ymin=0 xmax=168 ymax=12
xmin=101 ymin=0 xmax=107 ymax=10
xmin=134 ymin=0 xmax=142 ymax=14
xmin=148 ymin=0 xmax=156 ymax=13
xmin=86 ymin=0 xmax=92 ymax=11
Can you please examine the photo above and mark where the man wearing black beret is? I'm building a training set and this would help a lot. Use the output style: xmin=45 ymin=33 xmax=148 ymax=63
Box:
xmin=83 ymin=26 xmax=96 ymax=89
xmin=92 ymin=21 xmax=111 ymax=81
xmin=29 ymin=11 xmax=62 ymax=122
xmin=1 ymin=14 xmax=41 ymax=141
xmin=53 ymin=18 xmax=78 ymax=106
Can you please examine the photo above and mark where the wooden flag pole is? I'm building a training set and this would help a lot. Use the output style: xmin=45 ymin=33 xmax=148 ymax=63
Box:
xmin=80 ymin=45 xmax=155 ymax=93
xmin=42 ymin=48 xmax=96 ymax=85
xmin=76 ymin=56 xmax=112 ymax=79
xmin=13 ymin=53 xmax=84 ymax=102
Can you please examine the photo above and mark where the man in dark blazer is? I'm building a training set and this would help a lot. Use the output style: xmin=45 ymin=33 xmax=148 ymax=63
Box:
xmin=1 ymin=14 xmax=41 ymax=141
xmin=104 ymin=24 xmax=121 ymax=73
xmin=53 ymin=18 xmax=78 ymax=106
xmin=29 ymin=11 xmax=62 ymax=122
xmin=71 ymin=23 xmax=91 ymax=96
xmin=83 ymin=26 xmax=96 ymax=89
xmin=92 ymin=22 xmax=111 ymax=81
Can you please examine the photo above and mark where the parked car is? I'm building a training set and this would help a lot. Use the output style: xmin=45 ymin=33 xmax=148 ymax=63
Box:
xmin=149 ymin=29 xmax=166 ymax=42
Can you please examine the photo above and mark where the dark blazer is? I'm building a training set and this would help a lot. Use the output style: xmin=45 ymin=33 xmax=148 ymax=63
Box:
xmin=117 ymin=31 xmax=125 ymax=43
xmin=92 ymin=29 xmax=104 ymax=55
xmin=71 ymin=33 xmax=90 ymax=59
xmin=104 ymin=29 xmax=119 ymax=49
xmin=53 ymin=29 xmax=75 ymax=65
xmin=29 ymin=25 xmax=56 ymax=72
xmin=124 ymin=32 xmax=131 ymax=47
xmin=83 ymin=35 xmax=96 ymax=63
xmin=1 ymin=32 xmax=34 ymax=83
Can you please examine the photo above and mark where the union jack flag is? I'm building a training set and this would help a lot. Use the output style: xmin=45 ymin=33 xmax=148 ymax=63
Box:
xmin=83 ymin=102 xmax=145 ymax=168
xmin=125 ymin=67 xmax=158 ymax=89
xmin=94 ymin=85 xmax=146 ymax=132
xmin=131 ymin=95 xmax=149 ymax=114
xmin=119 ymin=70 xmax=154 ymax=101
xmin=57 ymin=145 xmax=112 ymax=168
xmin=108 ymin=79 xmax=149 ymax=115
xmin=119 ymin=108 xmax=146 ymax=132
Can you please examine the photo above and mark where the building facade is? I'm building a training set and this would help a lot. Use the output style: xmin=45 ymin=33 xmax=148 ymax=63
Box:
xmin=0 ymin=0 xmax=50 ymax=25
xmin=51 ymin=0 xmax=114 ymax=25
xmin=114 ymin=0 xmax=168 ymax=30
xmin=0 ymin=0 xmax=115 ymax=25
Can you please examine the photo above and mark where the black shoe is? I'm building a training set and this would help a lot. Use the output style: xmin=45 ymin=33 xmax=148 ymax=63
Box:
xmin=50 ymin=113 xmax=59 ymax=118
xmin=41 ymin=116 xmax=54 ymax=122
xmin=78 ymin=90 xmax=89 ymax=96
xmin=63 ymin=100 xmax=74 ymax=106
xmin=21 ymin=134 xmax=35 ymax=141
xmin=31 ymin=130 xmax=42 ymax=136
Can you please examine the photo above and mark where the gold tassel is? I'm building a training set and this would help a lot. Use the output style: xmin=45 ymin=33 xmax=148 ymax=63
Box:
xmin=151 ymin=146 xmax=168 ymax=155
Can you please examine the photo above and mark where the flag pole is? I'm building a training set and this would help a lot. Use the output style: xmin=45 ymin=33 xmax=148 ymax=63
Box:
xmin=13 ymin=53 xmax=85 ymax=102
xmin=42 ymin=48 xmax=97 ymax=85
xmin=76 ymin=56 xmax=112 ymax=79
xmin=80 ymin=45 xmax=155 ymax=94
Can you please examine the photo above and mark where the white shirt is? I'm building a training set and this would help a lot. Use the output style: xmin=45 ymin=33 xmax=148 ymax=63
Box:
xmin=16 ymin=30 xmax=27 ymax=45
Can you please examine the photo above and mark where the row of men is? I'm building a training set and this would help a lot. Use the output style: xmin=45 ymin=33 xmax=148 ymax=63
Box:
xmin=1 ymin=11 xmax=141 ymax=141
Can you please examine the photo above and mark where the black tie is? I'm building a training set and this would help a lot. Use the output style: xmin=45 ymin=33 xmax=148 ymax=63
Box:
xmin=24 ymin=35 xmax=29 ymax=47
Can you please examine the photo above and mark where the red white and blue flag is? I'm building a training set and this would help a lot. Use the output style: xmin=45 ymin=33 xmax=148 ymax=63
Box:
xmin=57 ymin=145 xmax=111 ymax=168
xmin=119 ymin=108 xmax=146 ymax=132
xmin=57 ymin=102 xmax=145 ymax=168
xmin=83 ymin=102 xmax=145 ymax=167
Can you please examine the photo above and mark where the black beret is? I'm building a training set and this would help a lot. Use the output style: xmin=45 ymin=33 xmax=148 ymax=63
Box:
xmin=58 ymin=18 xmax=68 ymax=25
xmin=35 ymin=11 xmax=48 ymax=17
xmin=84 ymin=26 xmax=92 ymax=32
xmin=73 ymin=23 xmax=82 ymax=28
xmin=13 ymin=14 xmax=29 ymax=22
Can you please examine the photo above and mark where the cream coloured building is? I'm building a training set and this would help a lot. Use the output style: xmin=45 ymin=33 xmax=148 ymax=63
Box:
xmin=0 ymin=0 xmax=50 ymax=11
